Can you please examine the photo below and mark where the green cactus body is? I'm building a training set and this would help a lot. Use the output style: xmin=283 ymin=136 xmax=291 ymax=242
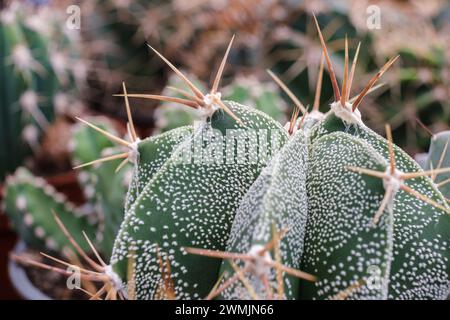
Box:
xmin=124 ymin=126 xmax=194 ymax=212
xmin=425 ymin=131 xmax=450 ymax=198
xmin=3 ymin=168 xmax=97 ymax=253
xmin=298 ymin=108 xmax=449 ymax=299
xmin=111 ymin=101 xmax=287 ymax=299
xmin=218 ymin=128 xmax=308 ymax=299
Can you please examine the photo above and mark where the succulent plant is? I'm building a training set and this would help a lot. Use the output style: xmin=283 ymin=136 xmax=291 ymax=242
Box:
xmin=424 ymin=131 xmax=450 ymax=199
xmin=0 ymin=2 xmax=86 ymax=179
xmin=154 ymin=73 xmax=288 ymax=134
xmin=2 ymin=167 xmax=97 ymax=254
xmin=5 ymin=19 xmax=449 ymax=301
xmin=2 ymin=116 xmax=131 ymax=261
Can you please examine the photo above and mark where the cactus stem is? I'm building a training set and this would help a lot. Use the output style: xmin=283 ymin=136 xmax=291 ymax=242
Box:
xmin=346 ymin=42 xmax=361 ymax=101
xmin=313 ymin=54 xmax=325 ymax=112
xmin=267 ymin=69 xmax=307 ymax=114
xmin=75 ymin=117 xmax=130 ymax=147
xmin=73 ymin=152 xmax=129 ymax=170
xmin=313 ymin=13 xmax=341 ymax=102
xmin=340 ymin=35 xmax=349 ymax=106
xmin=352 ymin=55 xmax=399 ymax=111
xmin=121 ymin=82 xmax=138 ymax=142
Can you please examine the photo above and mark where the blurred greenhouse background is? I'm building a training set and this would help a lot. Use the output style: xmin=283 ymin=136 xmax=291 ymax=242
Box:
xmin=1 ymin=0 xmax=450 ymax=182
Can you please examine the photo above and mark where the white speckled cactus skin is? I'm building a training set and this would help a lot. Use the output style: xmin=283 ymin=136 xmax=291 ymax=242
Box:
xmin=110 ymin=101 xmax=287 ymax=299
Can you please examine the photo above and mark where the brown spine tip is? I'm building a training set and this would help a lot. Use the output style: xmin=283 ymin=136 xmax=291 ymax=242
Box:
xmin=313 ymin=54 xmax=325 ymax=112
xmin=212 ymin=35 xmax=235 ymax=94
xmin=346 ymin=41 xmax=361 ymax=101
xmin=352 ymin=55 xmax=399 ymax=111
xmin=340 ymin=35 xmax=349 ymax=106
xmin=312 ymin=14 xmax=341 ymax=102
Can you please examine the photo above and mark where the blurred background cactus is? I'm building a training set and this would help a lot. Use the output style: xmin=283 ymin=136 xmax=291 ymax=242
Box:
xmin=0 ymin=1 xmax=87 ymax=179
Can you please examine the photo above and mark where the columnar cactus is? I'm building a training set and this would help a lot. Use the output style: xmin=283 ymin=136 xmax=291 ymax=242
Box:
xmin=3 ymin=167 xmax=97 ymax=253
xmin=0 ymin=2 xmax=85 ymax=179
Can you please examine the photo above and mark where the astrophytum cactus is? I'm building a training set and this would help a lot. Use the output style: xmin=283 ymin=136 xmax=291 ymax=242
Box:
xmin=189 ymin=16 xmax=449 ymax=300
xmin=298 ymin=17 xmax=448 ymax=299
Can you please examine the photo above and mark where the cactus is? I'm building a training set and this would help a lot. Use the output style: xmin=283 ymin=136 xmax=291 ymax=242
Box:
xmin=424 ymin=131 xmax=450 ymax=198
xmin=107 ymin=39 xmax=288 ymax=299
xmin=154 ymin=73 xmax=288 ymax=133
xmin=0 ymin=2 xmax=86 ymax=179
xmin=70 ymin=116 xmax=132 ymax=259
xmin=6 ymin=21 xmax=450 ymax=301
xmin=2 ymin=167 xmax=97 ymax=253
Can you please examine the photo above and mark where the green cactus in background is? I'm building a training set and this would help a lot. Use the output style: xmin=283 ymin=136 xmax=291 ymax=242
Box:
xmin=0 ymin=2 xmax=86 ymax=180
xmin=424 ymin=131 xmax=450 ymax=199
xmin=70 ymin=116 xmax=132 ymax=259
xmin=2 ymin=116 xmax=132 ymax=261
xmin=2 ymin=167 xmax=97 ymax=253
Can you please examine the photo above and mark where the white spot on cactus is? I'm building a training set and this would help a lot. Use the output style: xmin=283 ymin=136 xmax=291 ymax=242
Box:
xmin=15 ymin=196 xmax=27 ymax=211
xmin=34 ymin=227 xmax=45 ymax=239
xmin=330 ymin=101 xmax=364 ymax=127
xmin=24 ymin=213 xmax=34 ymax=226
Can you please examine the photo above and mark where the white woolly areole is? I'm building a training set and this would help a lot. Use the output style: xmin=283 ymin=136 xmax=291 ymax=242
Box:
xmin=200 ymin=92 xmax=221 ymax=119
xmin=307 ymin=110 xmax=324 ymax=121
xmin=330 ymin=101 xmax=365 ymax=126
xmin=104 ymin=265 xmax=124 ymax=292
xmin=128 ymin=138 xmax=141 ymax=164
xmin=382 ymin=168 xmax=403 ymax=194
xmin=246 ymin=245 xmax=273 ymax=278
